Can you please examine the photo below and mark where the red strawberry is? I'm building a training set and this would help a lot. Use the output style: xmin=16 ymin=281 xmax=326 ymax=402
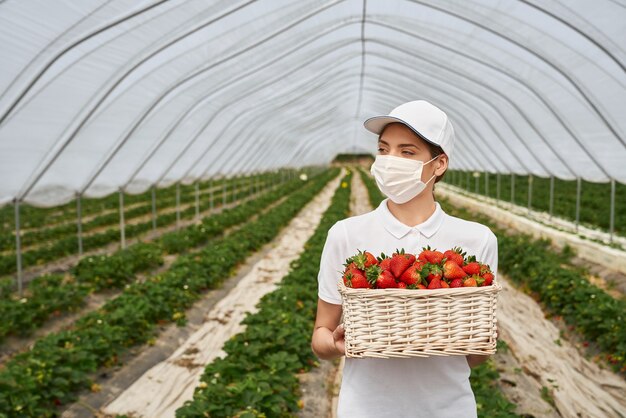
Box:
xmin=379 ymin=257 xmax=392 ymax=272
xmin=418 ymin=245 xmax=433 ymax=263
xmin=349 ymin=249 xmax=377 ymax=270
xmin=392 ymin=248 xmax=416 ymax=265
xmin=462 ymin=261 xmax=481 ymax=276
xmin=417 ymin=283 xmax=427 ymax=289
xmin=366 ymin=265 xmax=397 ymax=288
xmin=397 ymin=281 xmax=407 ymax=289
xmin=343 ymin=260 xmax=357 ymax=270
xmin=463 ymin=276 xmax=478 ymax=287
xmin=443 ymin=247 xmax=465 ymax=266
xmin=443 ymin=260 xmax=467 ymax=280
xmin=344 ymin=269 xmax=370 ymax=288
xmin=399 ymin=263 xmax=424 ymax=285
xmin=427 ymin=278 xmax=442 ymax=289
xmin=389 ymin=249 xmax=413 ymax=278
xmin=426 ymin=264 xmax=442 ymax=282
xmin=481 ymin=271 xmax=494 ymax=286
xmin=440 ymin=280 xmax=450 ymax=288
xmin=449 ymin=278 xmax=464 ymax=288
xmin=428 ymin=250 xmax=445 ymax=264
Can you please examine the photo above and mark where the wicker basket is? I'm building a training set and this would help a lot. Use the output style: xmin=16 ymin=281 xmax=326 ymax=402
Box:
xmin=337 ymin=276 xmax=502 ymax=359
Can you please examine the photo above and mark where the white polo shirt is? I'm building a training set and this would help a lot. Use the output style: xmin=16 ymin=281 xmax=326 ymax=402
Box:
xmin=317 ymin=197 xmax=498 ymax=418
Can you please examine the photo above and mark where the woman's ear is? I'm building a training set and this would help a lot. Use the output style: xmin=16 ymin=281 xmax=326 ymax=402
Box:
xmin=435 ymin=154 xmax=448 ymax=176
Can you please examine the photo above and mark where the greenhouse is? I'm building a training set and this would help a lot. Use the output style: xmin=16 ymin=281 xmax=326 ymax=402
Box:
xmin=0 ymin=1 xmax=625 ymax=417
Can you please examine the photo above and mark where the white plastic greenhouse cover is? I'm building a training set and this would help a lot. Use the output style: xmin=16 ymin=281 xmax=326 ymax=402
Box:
xmin=1 ymin=0 xmax=625 ymax=208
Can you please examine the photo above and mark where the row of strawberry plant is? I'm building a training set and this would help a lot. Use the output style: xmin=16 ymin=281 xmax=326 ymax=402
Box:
xmin=0 ymin=174 xmax=274 ymax=276
xmin=445 ymin=170 xmax=625 ymax=238
xmin=358 ymin=167 xmax=519 ymax=417
xmin=437 ymin=195 xmax=626 ymax=375
xmin=0 ymin=172 xmax=315 ymax=343
xmin=0 ymin=170 xmax=287 ymax=233
xmin=0 ymin=175 xmax=273 ymax=252
xmin=0 ymin=168 xmax=339 ymax=417
xmin=0 ymin=180 xmax=260 ymax=300
xmin=175 ymin=170 xmax=352 ymax=417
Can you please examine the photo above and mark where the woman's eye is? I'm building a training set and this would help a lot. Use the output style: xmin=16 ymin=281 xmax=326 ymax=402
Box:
xmin=402 ymin=150 xmax=414 ymax=155
xmin=377 ymin=148 xmax=386 ymax=152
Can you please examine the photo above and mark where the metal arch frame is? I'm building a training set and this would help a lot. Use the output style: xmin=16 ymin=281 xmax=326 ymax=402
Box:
xmin=151 ymin=55 xmax=361 ymax=186
xmin=365 ymin=82 xmax=511 ymax=174
xmin=225 ymin=109 xmax=343 ymax=176
xmin=14 ymin=0 xmax=322 ymax=202
xmin=195 ymin=105 xmax=343 ymax=177
xmin=145 ymin=18 xmax=580 ymax=189
xmin=365 ymin=55 xmax=542 ymax=175
xmin=5 ymin=1 xmax=622 ymax=206
xmin=407 ymin=0 xmax=626 ymax=147
xmin=364 ymin=40 xmax=575 ymax=175
xmin=368 ymin=19 xmax=610 ymax=180
xmin=158 ymin=69 xmax=359 ymax=186
xmin=517 ymin=0 xmax=625 ymax=72
xmin=118 ymin=36 xmax=362 ymax=191
xmin=18 ymin=0 xmax=346 ymax=203
xmin=220 ymin=100 xmax=350 ymax=173
xmin=185 ymin=76 xmax=357 ymax=178
xmin=0 ymin=0 xmax=168 ymax=120
xmin=118 ymin=21 xmax=362 ymax=189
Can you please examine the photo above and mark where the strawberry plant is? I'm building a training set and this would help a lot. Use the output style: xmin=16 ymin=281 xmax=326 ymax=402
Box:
xmin=176 ymin=171 xmax=352 ymax=417
xmin=0 ymin=168 xmax=338 ymax=417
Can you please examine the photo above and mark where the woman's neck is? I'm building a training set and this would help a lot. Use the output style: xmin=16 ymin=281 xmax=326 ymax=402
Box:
xmin=386 ymin=189 xmax=437 ymax=227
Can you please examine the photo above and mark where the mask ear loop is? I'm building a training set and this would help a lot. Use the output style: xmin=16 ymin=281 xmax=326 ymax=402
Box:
xmin=423 ymin=154 xmax=441 ymax=184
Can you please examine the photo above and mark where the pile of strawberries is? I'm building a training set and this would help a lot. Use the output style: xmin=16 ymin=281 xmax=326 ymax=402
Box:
xmin=342 ymin=246 xmax=494 ymax=289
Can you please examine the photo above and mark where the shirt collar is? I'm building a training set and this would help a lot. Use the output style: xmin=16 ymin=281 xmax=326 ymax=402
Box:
xmin=376 ymin=198 xmax=445 ymax=239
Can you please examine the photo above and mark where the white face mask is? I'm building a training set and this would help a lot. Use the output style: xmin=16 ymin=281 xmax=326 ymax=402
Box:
xmin=370 ymin=154 xmax=438 ymax=204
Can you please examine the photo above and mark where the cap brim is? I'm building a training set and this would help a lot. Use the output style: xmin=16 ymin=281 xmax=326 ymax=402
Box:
xmin=363 ymin=115 xmax=440 ymax=149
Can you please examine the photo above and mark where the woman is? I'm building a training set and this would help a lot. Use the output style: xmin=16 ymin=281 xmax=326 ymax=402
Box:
xmin=311 ymin=100 xmax=498 ymax=417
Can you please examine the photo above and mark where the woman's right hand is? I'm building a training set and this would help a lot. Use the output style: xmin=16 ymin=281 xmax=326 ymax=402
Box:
xmin=333 ymin=323 xmax=346 ymax=355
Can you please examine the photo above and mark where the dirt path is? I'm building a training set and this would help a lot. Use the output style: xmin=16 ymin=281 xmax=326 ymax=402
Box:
xmin=91 ymin=170 xmax=344 ymax=418
xmin=437 ymin=183 xmax=626 ymax=417
xmin=497 ymin=275 xmax=626 ymax=418
xmin=296 ymin=167 xmax=372 ymax=418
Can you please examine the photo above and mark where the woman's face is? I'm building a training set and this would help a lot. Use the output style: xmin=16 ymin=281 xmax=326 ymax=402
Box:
xmin=377 ymin=122 xmax=444 ymax=184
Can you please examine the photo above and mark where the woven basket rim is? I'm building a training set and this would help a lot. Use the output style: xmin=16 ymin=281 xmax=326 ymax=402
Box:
xmin=337 ymin=275 xmax=502 ymax=296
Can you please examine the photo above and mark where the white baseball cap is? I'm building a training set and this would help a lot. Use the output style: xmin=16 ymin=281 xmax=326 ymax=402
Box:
xmin=363 ymin=100 xmax=455 ymax=161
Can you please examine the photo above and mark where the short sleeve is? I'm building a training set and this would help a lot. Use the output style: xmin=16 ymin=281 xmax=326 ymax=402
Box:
xmin=318 ymin=221 xmax=347 ymax=305
xmin=478 ymin=227 xmax=498 ymax=280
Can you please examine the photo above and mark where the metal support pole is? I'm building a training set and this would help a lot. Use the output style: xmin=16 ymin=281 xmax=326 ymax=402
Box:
xmin=209 ymin=178 xmax=214 ymax=210
xmin=511 ymin=173 xmax=515 ymax=204
xmin=485 ymin=172 xmax=489 ymax=197
xmin=528 ymin=174 xmax=533 ymax=213
xmin=474 ymin=174 xmax=479 ymax=194
xmin=119 ymin=189 xmax=126 ymax=249
xmin=575 ymin=177 xmax=581 ymax=233
xmin=223 ymin=177 xmax=228 ymax=206
xmin=549 ymin=176 xmax=554 ymax=221
xmin=466 ymin=171 xmax=470 ymax=192
xmin=610 ymin=178 xmax=615 ymax=242
xmin=14 ymin=199 xmax=23 ymax=296
xmin=76 ymin=192 xmax=83 ymax=256
xmin=195 ymin=181 xmax=200 ymax=220
xmin=176 ymin=183 xmax=181 ymax=230
xmin=496 ymin=172 xmax=501 ymax=202
xmin=151 ymin=186 xmax=157 ymax=231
